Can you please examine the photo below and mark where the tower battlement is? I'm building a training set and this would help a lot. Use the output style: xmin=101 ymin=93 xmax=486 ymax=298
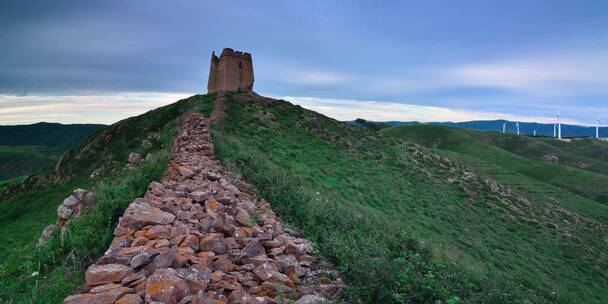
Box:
xmin=207 ymin=48 xmax=254 ymax=93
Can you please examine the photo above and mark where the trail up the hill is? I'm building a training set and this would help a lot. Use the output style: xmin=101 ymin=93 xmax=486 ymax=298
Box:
xmin=64 ymin=112 xmax=342 ymax=304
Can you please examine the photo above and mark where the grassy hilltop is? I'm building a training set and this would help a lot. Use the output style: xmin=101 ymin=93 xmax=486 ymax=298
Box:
xmin=1 ymin=93 xmax=606 ymax=303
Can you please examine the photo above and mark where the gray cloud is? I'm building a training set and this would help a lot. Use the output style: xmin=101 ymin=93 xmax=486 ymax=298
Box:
xmin=1 ymin=0 xmax=608 ymax=124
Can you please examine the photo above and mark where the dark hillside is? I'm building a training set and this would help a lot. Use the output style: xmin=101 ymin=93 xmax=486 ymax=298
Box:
xmin=0 ymin=122 xmax=106 ymax=149
xmin=0 ymin=123 xmax=106 ymax=182
xmin=0 ymin=146 xmax=62 ymax=180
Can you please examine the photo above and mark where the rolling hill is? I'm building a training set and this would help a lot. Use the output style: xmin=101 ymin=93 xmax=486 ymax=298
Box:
xmin=350 ymin=119 xmax=608 ymax=137
xmin=381 ymin=125 xmax=608 ymax=204
xmin=0 ymin=123 xmax=106 ymax=185
xmin=0 ymin=122 xmax=106 ymax=149
xmin=1 ymin=93 xmax=607 ymax=303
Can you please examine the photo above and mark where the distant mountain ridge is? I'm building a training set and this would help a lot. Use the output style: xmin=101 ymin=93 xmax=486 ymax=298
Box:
xmin=0 ymin=122 xmax=106 ymax=149
xmin=0 ymin=122 xmax=106 ymax=183
xmin=349 ymin=119 xmax=608 ymax=138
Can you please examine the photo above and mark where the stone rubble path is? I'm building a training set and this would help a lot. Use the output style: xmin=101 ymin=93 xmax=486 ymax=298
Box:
xmin=64 ymin=112 xmax=342 ymax=304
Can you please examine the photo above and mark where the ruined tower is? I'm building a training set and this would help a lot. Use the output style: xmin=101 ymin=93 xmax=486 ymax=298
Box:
xmin=207 ymin=48 xmax=254 ymax=93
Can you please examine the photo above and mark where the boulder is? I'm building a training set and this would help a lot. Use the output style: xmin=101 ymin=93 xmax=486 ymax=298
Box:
xmin=253 ymin=262 xmax=278 ymax=281
xmin=97 ymin=246 xmax=148 ymax=265
xmin=128 ymin=152 xmax=142 ymax=164
xmin=235 ymin=209 xmax=251 ymax=226
xmin=178 ymin=166 xmax=195 ymax=178
xmin=130 ymin=250 xmax=159 ymax=268
xmin=89 ymin=283 xmax=122 ymax=294
xmin=206 ymin=171 xmax=221 ymax=181
xmin=148 ymin=181 xmax=165 ymax=196
xmin=120 ymin=202 xmax=175 ymax=230
xmin=121 ymin=270 xmax=148 ymax=286
xmin=176 ymin=265 xmax=212 ymax=293
xmin=62 ymin=195 xmax=79 ymax=208
xmin=242 ymin=240 xmax=265 ymax=258
xmin=145 ymin=250 xmax=176 ymax=272
xmin=145 ymin=268 xmax=190 ymax=303
xmin=57 ymin=204 xmax=73 ymax=219
xmin=220 ymin=179 xmax=241 ymax=197
xmin=199 ymin=234 xmax=228 ymax=254
xmin=190 ymin=190 xmax=210 ymax=202
xmin=294 ymin=294 xmax=327 ymax=304
xmin=85 ymin=264 xmax=133 ymax=286
xmin=36 ymin=224 xmax=56 ymax=247
xmin=144 ymin=225 xmax=171 ymax=239
xmin=63 ymin=287 xmax=132 ymax=304
xmin=115 ymin=293 xmax=143 ymax=304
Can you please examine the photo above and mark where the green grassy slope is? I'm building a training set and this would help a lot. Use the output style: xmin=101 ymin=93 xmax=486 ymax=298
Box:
xmin=466 ymin=132 xmax=608 ymax=176
xmin=0 ymin=145 xmax=63 ymax=180
xmin=2 ymin=93 xmax=607 ymax=303
xmin=381 ymin=125 xmax=608 ymax=205
xmin=209 ymin=93 xmax=607 ymax=303
xmin=0 ymin=175 xmax=27 ymax=188
xmin=0 ymin=95 xmax=215 ymax=303
xmin=538 ymin=137 xmax=608 ymax=163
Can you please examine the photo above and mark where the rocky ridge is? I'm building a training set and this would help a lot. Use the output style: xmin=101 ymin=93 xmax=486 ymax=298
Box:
xmin=64 ymin=112 xmax=342 ymax=304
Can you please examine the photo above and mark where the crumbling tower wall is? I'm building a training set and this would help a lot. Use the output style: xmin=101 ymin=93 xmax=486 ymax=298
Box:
xmin=207 ymin=48 xmax=254 ymax=93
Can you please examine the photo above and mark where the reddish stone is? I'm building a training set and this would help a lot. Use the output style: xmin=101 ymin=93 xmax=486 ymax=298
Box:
xmin=199 ymin=234 xmax=228 ymax=254
xmin=115 ymin=293 xmax=143 ymax=304
xmin=85 ymin=264 xmax=133 ymax=286
xmin=144 ymin=225 xmax=171 ymax=239
xmin=176 ymin=264 xmax=212 ymax=293
xmin=120 ymin=202 xmax=175 ymax=230
xmin=63 ymin=287 xmax=131 ymax=304
xmin=242 ymin=240 xmax=265 ymax=258
xmin=145 ymin=268 xmax=190 ymax=303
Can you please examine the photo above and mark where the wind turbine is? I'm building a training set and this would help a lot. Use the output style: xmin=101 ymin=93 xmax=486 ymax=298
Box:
xmin=502 ymin=122 xmax=506 ymax=134
xmin=533 ymin=129 xmax=537 ymax=136
xmin=557 ymin=110 xmax=562 ymax=139
xmin=553 ymin=123 xmax=556 ymax=137
xmin=596 ymin=118 xmax=602 ymax=139
xmin=515 ymin=122 xmax=520 ymax=135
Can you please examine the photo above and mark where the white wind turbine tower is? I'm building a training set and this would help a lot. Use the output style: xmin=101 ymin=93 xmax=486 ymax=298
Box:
xmin=515 ymin=122 xmax=520 ymax=135
xmin=533 ymin=129 xmax=537 ymax=136
xmin=502 ymin=122 xmax=506 ymax=134
xmin=553 ymin=123 xmax=556 ymax=137
xmin=557 ymin=110 xmax=562 ymax=139
xmin=596 ymin=118 xmax=602 ymax=139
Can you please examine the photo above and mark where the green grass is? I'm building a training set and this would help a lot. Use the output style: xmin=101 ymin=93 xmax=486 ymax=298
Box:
xmin=0 ymin=175 xmax=27 ymax=188
xmin=461 ymin=131 xmax=608 ymax=177
xmin=380 ymin=124 xmax=608 ymax=303
xmin=381 ymin=125 xmax=608 ymax=204
xmin=3 ymin=92 xmax=607 ymax=303
xmin=0 ymin=94 xmax=215 ymax=303
xmin=0 ymin=154 xmax=169 ymax=302
xmin=539 ymin=137 xmax=608 ymax=163
xmin=207 ymin=93 xmax=606 ymax=303
xmin=0 ymin=145 xmax=63 ymax=180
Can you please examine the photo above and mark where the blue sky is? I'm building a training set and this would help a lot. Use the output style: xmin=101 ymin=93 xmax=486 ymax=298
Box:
xmin=1 ymin=0 xmax=607 ymax=124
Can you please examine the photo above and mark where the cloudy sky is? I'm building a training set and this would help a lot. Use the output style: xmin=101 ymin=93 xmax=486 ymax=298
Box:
xmin=1 ymin=0 xmax=607 ymax=125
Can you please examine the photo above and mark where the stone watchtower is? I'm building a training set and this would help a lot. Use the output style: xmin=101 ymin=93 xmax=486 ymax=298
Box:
xmin=207 ymin=48 xmax=254 ymax=93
